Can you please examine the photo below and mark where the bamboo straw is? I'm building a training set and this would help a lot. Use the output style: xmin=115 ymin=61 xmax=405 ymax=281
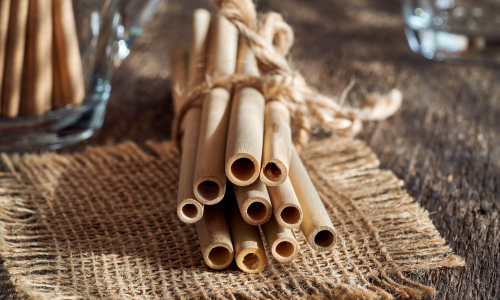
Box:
xmin=261 ymin=214 xmax=299 ymax=263
xmin=21 ymin=0 xmax=52 ymax=115
xmin=173 ymin=43 xmax=203 ymax=224
xmin=226 ymin=190 xmax=267 ymax=273
xmin=260 ymin=101 xmax=293 ymax=186
xmin=171 ymin=44 xmax=187 ymax=116
xmin=196 ymin=202 xmax=234 ymax=269
xmin=267 ymin=178 xmax=303 ymax=229
xmin=193 ymin=15 xmax=238 ymax=204
xmin=289 ymin=148 xmax=337 ymax=252
xmin=176 ymin=9 xmax=211 ymax=224
xmin=225 ymin=41 xmax=264 ymax=186
xmin=53 ymin=0 xmax=85 ymax=108
xmin=1 ymin=0 xmax=29 ymax=117
xmin=232 ymin=180 xmax=272 ymax=226
xmin=0 ymin=0 xmax=11 ymax=113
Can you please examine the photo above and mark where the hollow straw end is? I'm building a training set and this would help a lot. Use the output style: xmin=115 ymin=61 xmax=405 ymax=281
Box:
xmin=194 ymin=176 xmax=226 ymax=205
xmin=260 ymin=159 xmax=288 ymax=186
xmin=308 ymin=226 xmax=337 ymax=252
xmin=225 ymin=154 xmax=260 ymax=186
xmin=270 ymin=236 xmax=299 ymax=263
xmin=177 ymin=199 xmax=204 ymax=224
xmin=204 ymin=243 xmax=234 ymax=270
xmin=275 ymin=204 xmax=303 ymax=229
xmin=235 ymin=247 xmax=267 ymax=273
xmin=240 ymin=196 xmax=272 ymax=226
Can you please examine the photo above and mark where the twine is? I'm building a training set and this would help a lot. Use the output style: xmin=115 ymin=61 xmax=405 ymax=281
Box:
xmin=173 ymin=0 xmax=402 ymax=152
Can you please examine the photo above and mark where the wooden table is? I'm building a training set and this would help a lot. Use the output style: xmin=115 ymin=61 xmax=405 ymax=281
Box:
xmin=2 ymin=0 xmax=498 ymax=299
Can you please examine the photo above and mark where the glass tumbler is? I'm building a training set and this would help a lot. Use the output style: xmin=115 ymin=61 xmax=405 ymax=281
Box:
xmin=402 ymin=0 xmax=500 ymax=62
xmin=0 ymin=0 xmax=163 ymax=151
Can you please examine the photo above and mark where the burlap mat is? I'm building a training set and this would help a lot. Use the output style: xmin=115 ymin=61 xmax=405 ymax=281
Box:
xmin=0 ymin=137 xmax=464 ymax=299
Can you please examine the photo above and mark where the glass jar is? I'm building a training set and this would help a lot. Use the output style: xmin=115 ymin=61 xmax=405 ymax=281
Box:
xmin=0 ymin=0 xmax=163 ymax=151
xmin=402 ymin=0 xmax=500 ymax=62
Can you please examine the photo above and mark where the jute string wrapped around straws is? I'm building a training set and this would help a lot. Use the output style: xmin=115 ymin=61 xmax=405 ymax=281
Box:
xmin=173 ymin=0 xmax=402 ymax=153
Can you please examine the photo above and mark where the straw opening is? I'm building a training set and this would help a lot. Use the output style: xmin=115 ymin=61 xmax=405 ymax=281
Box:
xmin=263 ymin=162 xmax=281 ymax=182
xmin=314 ymin=230 xmax=334 ymax=248
xmin=247 ymin=202 xmax=267 ymax=221
xmin=231 ymin=157 xmax=256 ymax=182
xmin=242 ymin=253 xmax=260 ymax=270
xmin=280 ymin=206 xmax=300 ymax=225
xmin=208 ymin=246 xmax=231 ymax=266
xmin=181 ymin=204 xmax=199 ymax=219
xmin=275 ymin=241 xmax=294 ymax=258
xmin=197 ymin=181 xmax=220 ymax=202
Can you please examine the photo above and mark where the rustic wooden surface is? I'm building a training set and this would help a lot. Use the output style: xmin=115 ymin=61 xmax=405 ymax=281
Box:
xmin=2 ymin=0 xmax=499 ymax=299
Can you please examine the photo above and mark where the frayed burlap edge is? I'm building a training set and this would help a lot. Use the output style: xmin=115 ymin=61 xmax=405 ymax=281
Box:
xmin=0 ymin=138 xmax=464 ymax=299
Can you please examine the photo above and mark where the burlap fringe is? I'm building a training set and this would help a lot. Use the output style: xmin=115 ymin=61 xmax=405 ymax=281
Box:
xmin=0 ymin=138 xmax=464 ymax=299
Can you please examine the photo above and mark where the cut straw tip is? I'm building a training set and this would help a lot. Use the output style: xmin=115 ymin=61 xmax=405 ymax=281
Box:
xmin=270 ymin=237 xmax=299 ymax=263
xmin=260 ymin=159 xmax=288 ymax=186
xmin=275 ymin=204 xmax=303 ymax=229
xmin=177 ymin=199 xmax=204 ymax=224
xmin=308 ymin=226 xmax=337 ymax=252
xmin=235 ymin=248 xmax=266 ymax=273
xmin=226 ymin=154 xmax=260 ymax=186
xmin=204 ymin=243 xmax=234 ymax=270
xmin=194 ymin=177 xmax=226 ymax=204
xmin=241 ymin=197 xmax=272 ymax=226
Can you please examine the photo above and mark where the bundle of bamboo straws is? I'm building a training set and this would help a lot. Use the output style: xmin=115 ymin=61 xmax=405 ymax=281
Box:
xmin=0 ymin=0 xmax=84 ymax=117
xmin=172 ymin=9 xmax=337 ymax=273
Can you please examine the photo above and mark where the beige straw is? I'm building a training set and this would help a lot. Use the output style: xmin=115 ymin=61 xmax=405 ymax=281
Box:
xmin=232 ymin=180 xmax=272 ymax=226
xmin=260 ymin=101 xmax=293 ymax=186
xmin=193 ymin=15 xmax=238 ymax=204
xmin=261 ymin=214 xmax=299 ymax=263
xmin=289 ymin=148 xmax=336 ymax=251
xmin=53 ymin=0 xmax=85 ymax=107
xmin=195 ymin=202 xmax=234 ymax=270
xmin=227 ymin=191 xmax=267 ymax=273
xmin=173 ymin=44 xmax=203 ymax=224
xmin=175 ymin=9 xmax=212 ymax=223
xmin=267 ymin=177 xmax=303 ymax=229
xmin=1 ymin=0 xmax=29 ymax=117
xmin=0 ymin=0 xmax=11 ymax=114
xmin=225 ymin=40 xmax=264 ymax=186
xmin=21 ymin=0 xmax=52 ymax=115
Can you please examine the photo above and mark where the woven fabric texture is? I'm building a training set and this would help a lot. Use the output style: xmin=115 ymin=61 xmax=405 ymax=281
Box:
xmin=0 ymin=137 xmax=464 ymax=300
